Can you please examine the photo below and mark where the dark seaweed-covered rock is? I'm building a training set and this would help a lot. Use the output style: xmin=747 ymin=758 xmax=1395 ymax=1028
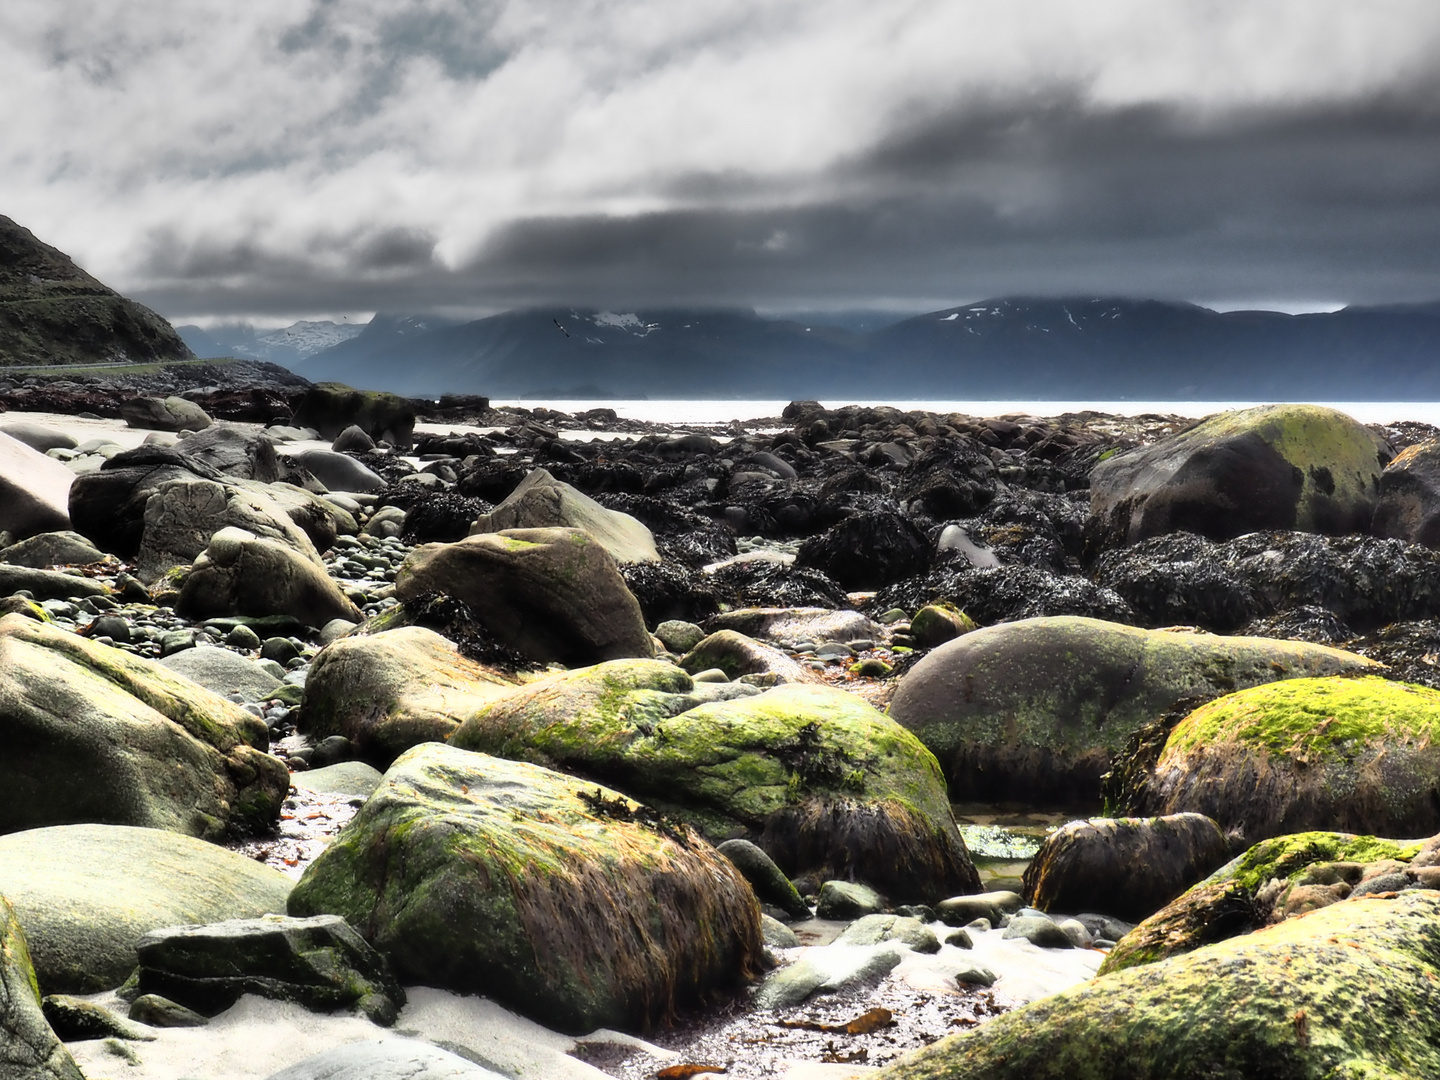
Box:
xmin=1240 ymin=605 xmax=1355 ymax=645
xmin=870 ymin=565 xmax=1134 ymax=627
xmin=794 ymin=510 xmax=931 ymax=590
xmin=898 ymin=443 xmax=998 ymax=521
xmin=620 ymin=561 xmax=727 ymax=627
xmin=401 ymin=493 xmax=491 ymax=543
xmin=1373 ymin=439 xmax=1440 ymax=547
xmin=1092 ymin=532 xmax=1259 ymax=632
xmin=1345 ymin=620 xmax=1440 ymax=689
xmin=708 ymin=560 xmax=851 ymax=609
xmin=593 ymin=494 xmax=736 ymax=566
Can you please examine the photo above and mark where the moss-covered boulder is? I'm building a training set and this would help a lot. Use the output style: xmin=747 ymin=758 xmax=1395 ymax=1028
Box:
xmin=0 ymin=824 xmax=294 ymax=993
xmin=1100 ymin=830 xmax=1422 ymax=974
xmin=291 ymin=383 xmax=415 ymax=447
xmin=449 ymin=660 xmax=979 ymax=901
xmin=0 ymin=894 xmax=84 ymax=1080
xmin=393 ymin=528 xmax=654 ymax=665
xmin=0 ymin=612 xmax=288 ymax=839
xmin=1022 ymin=814 xmax=1230 ymax=924
xmin=886 ymin=616 xmax=1373 ymax=807
xmin=300 ymin=627 xmax=519 ymax=766
xmin=287 ymin=744 xmax=761 ymax=1034
xmin=878 ymin=890 xmax=1440 ymax=1080
xmin=470 ymin=467 xmax=659 ymax=564
xmin=1140 ymin=676 xmax=1440 ymax=843
xmin=1086 ymin=402 xmax=1389 ymax=551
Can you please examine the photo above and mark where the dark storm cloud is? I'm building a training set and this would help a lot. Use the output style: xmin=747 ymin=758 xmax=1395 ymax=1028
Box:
xmin=8 ymin=1 xmax=1440 ymax=322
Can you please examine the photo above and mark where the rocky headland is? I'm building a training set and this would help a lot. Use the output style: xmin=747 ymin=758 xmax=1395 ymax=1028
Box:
xmin=4 ymin=360 xmax=1440 ymax=1078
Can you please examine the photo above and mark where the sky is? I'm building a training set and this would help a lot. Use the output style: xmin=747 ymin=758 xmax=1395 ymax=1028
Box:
xmin=5 ymin=0 xmax=1440 ymax=327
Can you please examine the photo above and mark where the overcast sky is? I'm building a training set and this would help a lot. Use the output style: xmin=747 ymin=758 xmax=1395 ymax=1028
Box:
xmin=6 ymin=0 xmax=1440 ymax=326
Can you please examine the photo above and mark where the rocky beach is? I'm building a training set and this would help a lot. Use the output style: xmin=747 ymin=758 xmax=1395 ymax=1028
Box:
xmin=5 ymin=357 xmax=1440 ymax=1079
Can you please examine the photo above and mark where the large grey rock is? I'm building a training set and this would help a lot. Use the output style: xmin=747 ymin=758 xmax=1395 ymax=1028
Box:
xmin=836 ymin=914 xmax=941 ymax=953
xmin=0 ymin=432 xmax=73 ymax=541
xmin=137 ymin=477 xmax=322 ymax=583
xmin=292 ymin=450 xmax=387 ymax=494
xmin=469 ymin=468 xmax=659 ymax=564
xmin=679 ymin=629 xmax=813 ymax=684
xmin=177 ymin=527 xmax=362 ymax=626
xmin=393 ymin=528 xmax=653 ymax=666
xmin=1086 ymin=403 xmax=1389 ymax=550
xmin=1373 ymin=439 xmax=1440 ymax=547
xmin=0 ymin=531 xmax=104 ymax=568
xmin=0 ymin=612 xmax=288 ymax=841
xmin=66 ymin=445 xmax=226 ymax=558
xmin=120 ymin=395 xmax=213 ymax=433
xmin=287 ymin=745 xmax=762 ymax=1034
xmin=0 ymin=565 xmax=108 ymax=600
xmin=1023 ymin=814 xmax=1231 ymax=924
xmin=291 ymin=384 xmax=415 ymax=447
xmin=707 ymin=607 xmax=881 ymax=645
xmin=753 ymin=944 xmax=904 ymax=1009
xmin=264 ymin=1040 xmax=505 ymax=1080
xmin=135 ymin=914 xmax=404 ymax=1023
xmin=173 ymin=424 xmax=296 ymax=484
xmin=300 ymin=627 xmax=516 ymax=766
xmin=0 ymin=895 xmax=84 ymax=1080
xmin=887 ymin=616 xmax=1377 ymax=806
xmin=291 ymin=761 xmax=384 ymax=798
xmin=159 ymin=645 xmax=286 ymax=701
xmin=0 ymin=422 xmax=75 ymax=453
xmin=244 ymin=480 xmax=356 ymax=550
xmin=0 ymin=824 xmax=293 ymax=993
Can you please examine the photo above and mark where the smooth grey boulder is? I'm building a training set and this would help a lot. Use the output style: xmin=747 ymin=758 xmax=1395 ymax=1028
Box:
xmin=753 ymin=944 xmax=904 ymax=1009
xmin=0 ymin=432 xmax=73 ymax=541
xmin=291 ymin=761 xmax=384 ymax=798
xmin=0 ymin=531 xmax=104 ymax=568
xmin=174 ymin=425 xmax=286 ymax=483
xmin=66 ymin=445 xmax=225 ymax=558
xmin=0 ymin=565 xmax=108 ymax=601
xmin=936 ymin=891 xmax=1025 ymax=927
xmin=158 ymin=645 xmax=286 ymax=701
xmin=0 ymin=824 xmax=293 ymax=993
xmin=0 ymin=422 xmax=75 ymax=453
xmin=135 ymin=914 xmax=404 ymax=1023
xmin=293 ymin=450 xmax=387 ymax=494
xmin=718 ymin=839 xmax=810 ymax=920
xmin=263 ymin=1040 xmax=506 ymax=1080
xmin=816 ymin=881 xmax=884 ymax=920
xmin=1002 ymin=915 xmax=1074 ymax=949
xmin=679 ymin=630 xmax=812 ymax=684
xmin=120 ymin=395 xmax=213 ymax=433
xmin=654 ymin=619 xmax=705 ymax=653
xmin=177 ymin=527 xmax=362 ymax=626
xmin=469 ymin=467 xmax=659 ymax=564
xmin=707 ymin=607 xmax=881 ymax=645
xmin=836 ymin=914 xmax=941 ymax=953
xmin=1374 ymin=439 xmax=1440 ymax=547
xmin=330 ymin=425 xmax=375 ymax=453
xmin=393 ymin=528 xmax=653 ymax=666
xmin=0 ymin=895 xmax=84 ymax=1080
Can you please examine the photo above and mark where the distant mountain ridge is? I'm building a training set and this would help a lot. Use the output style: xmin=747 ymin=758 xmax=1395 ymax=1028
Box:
xmin=175 ymin=320 xmax=366 ymax=365
xmin=0 ymin=215 xmax=193 ymax=367
xmin=285 ymin=299 xmax=1440 ymax=400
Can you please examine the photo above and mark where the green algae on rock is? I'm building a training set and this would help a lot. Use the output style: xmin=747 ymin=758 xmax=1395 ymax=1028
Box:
xmin=877 ymin=890 xmax=1440 ymax=1080
xmin=1100 ymin=830 xmax=1423 ymax=975
xmin=1086 ymin=402 xmax=1390 ymax=551
xmin=1140 ymin=676 xmax=1440 ymax=843
xmin=286 ymin=743 xmax=762 ymax=1034
xmin=0 ymin=612 xmax=288 ymax=840
xmin=886 ymin=616 xmax=1374 ymax=807
xmin=300 ymin=626 xmax=519 ymax=767
xmin=0 ymin=894 xmax=85 ymax=1080
xmin=449 ymin=659 xmax=980 ymax=901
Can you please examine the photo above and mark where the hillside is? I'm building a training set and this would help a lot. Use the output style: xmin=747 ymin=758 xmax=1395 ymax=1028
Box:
xmin=0 ymin=215 xmax=193 ymax=367
xmin=290 ymin=298 xmax=1440 ymax=400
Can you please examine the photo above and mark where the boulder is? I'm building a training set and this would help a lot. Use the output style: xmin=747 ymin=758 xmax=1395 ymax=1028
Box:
xmin=449 ymin=661 xmax=980 ymax=902
xmin=1022 ymin=814 xmax=1230 ymax=924
xmin=1138 ymin=676 xmax=1440 ymax=844
xmin=0 ymin=824 xmax=293 ymax=993
xmin=1086 ymin=403 xmax=1389 ymax=552
xmin=287 ymin=744 xmax=761 ymax=1034
xmin=0 ymin=421 xmax=75 ymax=454
xmin=120 ymin=395 xmax=213 ymax=432
xmin=67 ymin=445 xmax=225 ymax=558
xmin=292 ymin=450 xmax=387 ymax=494
xmin=174 ymin=424 xmax=287 ymax=483
xmin=136 ymin=477 xmax=322 ymax=583
xmin=0 ymin=565 xmax=109 ymax=601
xmin=0 ymin=895 xmax=84 ymax=1080
xmin=883 ymin=891 xmax=1440 ymax=1080
xmin=795 ymin=510 xmax=931 ymax=590
xmin=393 ymin=528 xmax=653 ymax=666
xmin=1374 ymin=439 xmax=1440 ymax=547
xmin=908 ymin=602 xmax=976 ymax=648
xmin=135 ymin=915 xmax=403 ymax=1023
xmin=753 ymin=943 xmax=904 ymax=1009
xmin=886 ymin=616 xmax=1375 ymax=806
xmin=470 ymin=467 xmax=660 ymax=564
xmin=870 ymin=563 xmax=1136 ymax=627
xmin=177 ymin=527 xmax=362 ymax=626
xmin=247 ymin=480 xmax=354 ymax=550
xmin=300 ymin=627 xmax=517 ymax=766
xmin=0 ymin=531 xmax=104 ymax=568
xmin=706 ymin=607 xmax=881 ymax=646
xmin=291 ymin=383 xmax=415 ymax=447
xmin=679 ymin=629 xmax=814 ymax=684
xmin=717 ymin=839 xmax=810 ymax=920
xmin=0 ymin=613 xmax=288 ymax=840
xmin=0 ymin=432 xmax=73 ymax=541
xmin=330 ymin=425 xmax=375 ymax=453
xmin=158 ymin=646 xmax=285 ymax=701
xmin=835 ymin=913 xmax=940 ymax=953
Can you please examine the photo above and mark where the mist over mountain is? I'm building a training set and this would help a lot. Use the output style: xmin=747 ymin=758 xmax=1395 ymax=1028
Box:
xmin=175 ymin=320 xmax=365 ymax=366
xmin=277 ymin=299 xmax=1440 ymax=400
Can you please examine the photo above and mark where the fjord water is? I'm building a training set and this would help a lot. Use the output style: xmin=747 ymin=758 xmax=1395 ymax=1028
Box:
xmin=490 ymin=399 xmax=1440 ymax=426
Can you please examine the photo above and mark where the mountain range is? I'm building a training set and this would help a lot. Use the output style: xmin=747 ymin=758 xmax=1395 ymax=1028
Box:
xmin=268 ymin=299 xmax=1440 ymax=400
xmin=174 ymin=320 xmax=366 ymax=366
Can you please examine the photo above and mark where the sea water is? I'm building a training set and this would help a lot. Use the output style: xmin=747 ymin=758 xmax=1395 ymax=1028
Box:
xmin=489 ymin=399 xmax=1440 ymax=427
